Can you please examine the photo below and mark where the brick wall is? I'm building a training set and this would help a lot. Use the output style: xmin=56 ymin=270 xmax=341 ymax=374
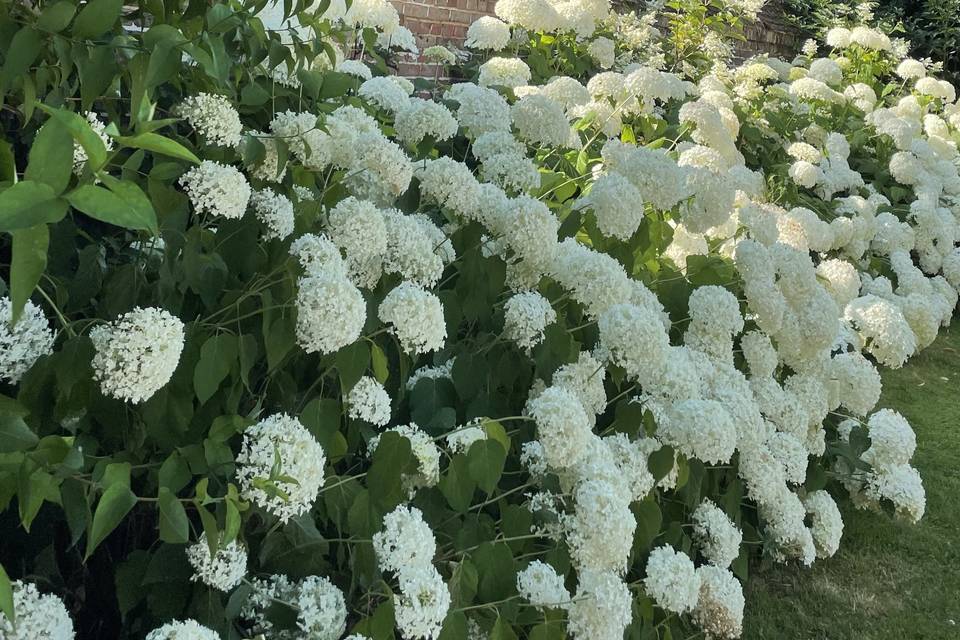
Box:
xmin=390 ymin=0 xmax=497 ymax=77
xmin=389 ymin=0 xmax=803 ymax=77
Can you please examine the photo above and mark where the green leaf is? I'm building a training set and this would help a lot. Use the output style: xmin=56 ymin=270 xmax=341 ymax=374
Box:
xmin=37 ymin=1 xmax=78 ymax=32
xmin=437 ymin=611 xmax=468 ymax=640
xmin=648 ymin=444 xmax=675 ymax=482
xmin=481 ymin=420 xmax=511 ymax=453
xmin=66 ymin=180 xmax=158 ymax=233
xmin=78 ymin=46 xmax=119 ymax=111
xmin=632 ymin=498 xmax=662 ymax=554
xmin=61 ymin=479 xmax=90 ymax=548
xmin=319 ymin=71 xmax=359 ymax=99
xmin=158 ymin=452 xmax=192 ymax=493
xmin=9 ymin=224 xmax=49 ymax=326
xmin=114 ymin=132 xmax=200 ymax=164
xmin=371 ymin=342 xmax=389 ymax=383
xmin=18 ymin=464 xmax=58 ymax=530
xmin=473 ymin=542 xmax=516 ymax=601
xmin=0 ymin=414 xmax=39 ymax=453
xmin=264 ymin=314 xmax=296 ymax=371
xmin=224 ymin=495 xmax=241 ymax=544
xmin=0 ymin=181 xmax=67 ymax=231
xmin=0 ymin=139 xmax=15 ymax=182
xmin=467 ymin=439 xmax=506 ymax=495
xmin=367 ymin=431 xmax=412 ymax=510
xmin=145 ymin=37 xmax=183 ymax=89
xmin=72 ymin=0 xmax=123 ymax=38
xmin=193 ymin=334 xmax=238 ymax=403
xmin=449 ymin=559 xmax=478 ymax=608
xmin=36 ymin=105 xmax=108 ymax=172
xmin=0 ymin=564 xmax=12 ymax=624
xmin=490 ymin=617 xmax=519 ymax=640
xmin=158 ymin=487 xmax=189 ymax=543
xmin=529 ymin=621 xmax=565 ymax=640
xmin=335 ymin=340 xmax=370 ymax=392
xmin=25 ymin=119 xmax=74 ymax=193
xmin=196 ymin=503 xmax=219 ymax=556
xmin=86 ymin=484 xmax=138 ymax=559
xmin=439 ymin=454 xmax=475 ymax=512
xmin=100 ymin=175 xmax=159 ymax=233
xmin=0 ymin=27 xmax=42 ymax=91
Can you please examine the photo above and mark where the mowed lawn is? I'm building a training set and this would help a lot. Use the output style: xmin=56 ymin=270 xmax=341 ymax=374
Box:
xmin=742 ymin=323 xmax=960 ymax=640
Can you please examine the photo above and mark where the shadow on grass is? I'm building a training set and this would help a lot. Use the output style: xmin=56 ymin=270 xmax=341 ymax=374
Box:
xmin=743 ymin=324 xmax=960 ymax=640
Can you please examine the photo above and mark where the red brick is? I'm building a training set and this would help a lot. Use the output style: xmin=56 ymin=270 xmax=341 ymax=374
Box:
xmin=449 ymin=8 xmax=474 ymax=23
xmin=402 ymin=2 xmax=429 ymax=18
xmin=427 ymin=6 xmax=450 ymax=20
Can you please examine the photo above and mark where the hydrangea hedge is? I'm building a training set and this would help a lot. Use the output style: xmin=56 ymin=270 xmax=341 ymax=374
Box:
xmin=0 ymin=0 xmax=957 ymax=638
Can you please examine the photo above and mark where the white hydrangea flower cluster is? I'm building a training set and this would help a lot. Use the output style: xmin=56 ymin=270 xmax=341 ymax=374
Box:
xmin=146 ymin=619 xmax=220 ymax=640
xmin=692 ymin=500 xmax=742 ymax=568
xmin=359 ymin=76 xmax=412 ymax=113
xmin=692 ymin=565 xmax=745 ymax=639
xmin=295 ymin=267 xmax=366 ymax=355
xmin=465 ymin=15 xmax=511 ymax=50
xmin=179 ymin=160 xmax=251 ymax=220
xmin=186 ymin=536 xmax=247 ymax=591
xmin=835 ymin=409 xmax=927 ymax=523
xmin=242 ymin=574 xmax=346 ymax=640
xmin=395 ymin=98 xmax=459 ymax=146
xmin=378 ymin=282 xmax=447 ymax=355
xmin=567 ymin=570 xmax=633 ymax=640
xmin=478 ymin=56 xmax=532 ymax=89
xmin=250 ymin=187 xmax=295 ymax=240
xmin=503 ymin=291 xmax=556 ymax=350
xmin=516 ymin=561 xmax=570 ymax=609
xmin=803 ymin=490 xmax=844 ymax=558
xmin=445 ymin=420 xmax=488 ymax=454
xmin=175 ymin=93 xmax=243 ymax=147
xmin=90 ymin=307 xmax=185 ymax=403
xmin=347 ymin=376 xmax=392 ymax=426
xmin=644 ymin=545 xmax=701 ymax=614
xmin=0 ymin=297 xmax=56 ymax=384
xmin=0 ymin=580 xmax=74 ymax=640
xmin=373 ymin=505 xmax=449 ymax=640
xmin=369 ymin=423 xmax=441 ymax=493
xmin=236 ymin=413 xmax=326 ymax=523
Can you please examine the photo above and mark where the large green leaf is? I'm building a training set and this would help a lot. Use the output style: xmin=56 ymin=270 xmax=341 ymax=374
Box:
xmin=86 ymin=483 xmax=138 ymax=559
xmin=18 ymin=465 xmax=59 ymax=531
xmin=193 ymin=334 xmax=238 ymax=403
xmin=0 ymin=414 xmax=38 ymax=453
xmin=439 ymin=454 xmax=475 ymax=512
xmin=0 ymin=27 xmax=42 ymax=91
xmin=0 ymin=564 xmax=12 ymax=624
xmin=9 ymin=224 xmax=49 ymax=326
xmin=335 ymin=340 xmax=370 ymax=392
xmin=367 ymin=431 xmax=412 ymax=510
xmin=25 ymin=118 xmax=73 ymax=193
xmin=114 ymin=132 xmax=199 ymax=164
xmin=157 ymin=487 xmax=189 ymax=544
xmin=0 ymin=139 xmax=15 ymax=182
xmin=466 ymin=439 xmax=507 ymax=495
xmin=0 ymin=181 xmax=67 ymax=231
xmin=66 ymin=181 xmax=158 ymax=233
xmin=37 ymin=1 xmax=78 ymax=32
xmin=490 ymin=617 xmax=519 ymax=640
xmin=36 ymin=105 xmax=108 ymax=171
xmin=72 ymin=0 xmax=123 ymax=38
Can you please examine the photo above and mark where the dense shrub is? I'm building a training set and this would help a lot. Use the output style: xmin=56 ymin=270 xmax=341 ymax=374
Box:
xmin=781 ymin=0 xmax=960 ymax=84
xmin=0 ymin=0 xmax=958 ymax=638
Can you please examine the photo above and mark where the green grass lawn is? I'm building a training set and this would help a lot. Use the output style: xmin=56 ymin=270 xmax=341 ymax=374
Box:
xmin=742 ymin=323 xmax=960 ymax=640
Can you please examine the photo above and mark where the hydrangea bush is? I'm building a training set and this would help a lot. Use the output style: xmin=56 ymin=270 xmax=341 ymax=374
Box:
xmin=0 ymin=0 xmax=957 ymax=638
